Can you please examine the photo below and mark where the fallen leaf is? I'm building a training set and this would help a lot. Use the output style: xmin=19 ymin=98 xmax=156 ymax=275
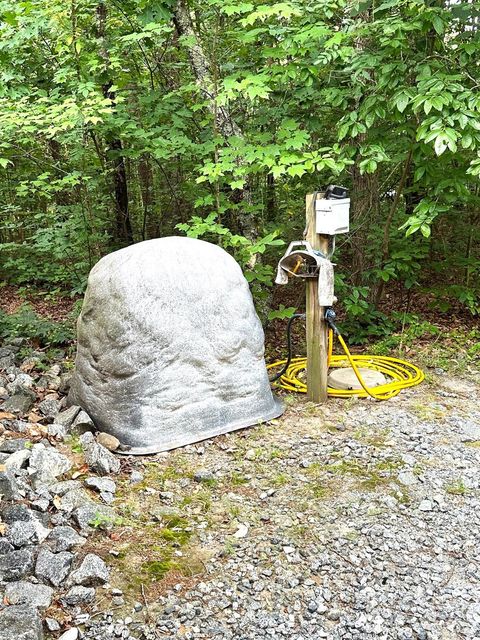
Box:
xmin=0 ymin=412 xmax=15 ymax=421
xmin=53 ymin=495 xmax=62 ymax=510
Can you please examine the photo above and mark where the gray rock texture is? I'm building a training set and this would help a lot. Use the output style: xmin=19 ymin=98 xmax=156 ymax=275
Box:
xmin=85 ymin=476 xmax=116 ymax=494
xmin=35 ymin=548 xmax=73 ymax=586
xmin=6 ymin=519 xmax=50 ymax=548
xmin=68 ymin=553 xmax=109 ymax=586
xmin=80 ymin=432 xmax=120 ymax=476
xmin=68 ymin=236 xmax=283 ymax=453
xmin=0 ymin=549 xmax=34 ymax=581
xmin=28 ymin=444 xmax=72 ymax=488
xmin=55 ymin=405 xmax=81 ymax=429
xmin=0 ymin=468 xmax=20 ymax=500
xmin=2 ymin=387 xmax=36 ymax=414
xmin=61 ymin=585 xmax=96 ymax=606
xmin=0 ymin=605 xmax=43 ymax=640
xmin=5 ymin=581 xmax=54 ymax=609
xmin=46 ymin=526 xmax=86 ymax=553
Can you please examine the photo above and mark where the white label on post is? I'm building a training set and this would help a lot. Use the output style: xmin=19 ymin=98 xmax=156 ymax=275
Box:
xmin=315 ymin=198 xmax=350 ymax=235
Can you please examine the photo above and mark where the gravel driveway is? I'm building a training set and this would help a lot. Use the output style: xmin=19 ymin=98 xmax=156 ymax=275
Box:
xmin=83 ymin=371 xmax=480 ymax=640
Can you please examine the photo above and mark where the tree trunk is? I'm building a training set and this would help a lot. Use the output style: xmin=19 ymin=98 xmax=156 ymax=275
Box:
xmin=172 ymin=0 xmax=257 ymax=242
xmin=349 ymin=152 xmax=379 ymax=286
xmin=96 ymin=1 xmax=133 ymax=246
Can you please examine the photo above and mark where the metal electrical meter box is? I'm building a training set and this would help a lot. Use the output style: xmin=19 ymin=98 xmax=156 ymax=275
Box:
xmin=315 ymin=197 xmax=350 ymax=235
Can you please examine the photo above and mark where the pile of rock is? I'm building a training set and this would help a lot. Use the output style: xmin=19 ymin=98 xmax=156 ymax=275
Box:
xmin=0 ymin=342 xmax=122 ymax=639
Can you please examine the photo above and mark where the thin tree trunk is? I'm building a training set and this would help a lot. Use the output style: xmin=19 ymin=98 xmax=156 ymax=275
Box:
xmin=374 ymin=148 xmax=413 ymax=305
xmin=172 ymin=0 xmax=257 ymax=242
xmin=96 ymin=1 xmax=133 ymax=246
xmin=349 ymin=148 xmax=379 ymax=286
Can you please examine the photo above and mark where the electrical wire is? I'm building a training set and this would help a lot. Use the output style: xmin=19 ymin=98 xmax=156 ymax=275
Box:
xmin=268 ymin=327 xmax=425 ymax=400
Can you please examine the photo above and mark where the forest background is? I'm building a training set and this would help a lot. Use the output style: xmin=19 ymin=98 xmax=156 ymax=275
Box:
xmin=0 ymin=0 xmax=479 ymax=361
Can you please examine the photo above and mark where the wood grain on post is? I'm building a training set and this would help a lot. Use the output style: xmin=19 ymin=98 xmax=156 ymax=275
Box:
xmin=305 ymin=193 xmax=329 ymax=403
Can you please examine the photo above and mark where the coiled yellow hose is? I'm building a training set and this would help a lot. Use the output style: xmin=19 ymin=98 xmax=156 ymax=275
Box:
xmin=268 ymin=330 xmax=425 ymax=400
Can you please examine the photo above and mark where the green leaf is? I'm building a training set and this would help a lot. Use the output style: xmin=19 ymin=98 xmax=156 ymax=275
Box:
xmin=420 ymin=224 xmax=431 ymax=238
xmin=434 ymin=135 xmax=447 ymax=156
xmin=287 ymin=165 xmax=306 ymax=177
xmin=222 ymin=3 xmax=254 ymax=16
xmin=432 ymin=14 xmax=444 ymax=35
xmin=395 ymin=93 xmax=409 ymax=113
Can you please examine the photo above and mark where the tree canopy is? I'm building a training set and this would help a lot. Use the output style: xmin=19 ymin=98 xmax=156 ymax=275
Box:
xmin=0 ymin=0 xmax=479 ymax=336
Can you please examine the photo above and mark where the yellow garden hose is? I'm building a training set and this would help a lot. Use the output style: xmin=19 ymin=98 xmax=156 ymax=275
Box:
xmin=268 ymin=329 xmax=424 ymax=400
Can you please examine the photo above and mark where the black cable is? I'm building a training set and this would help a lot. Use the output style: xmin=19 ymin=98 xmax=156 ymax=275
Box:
xmin=269 ymin=313 xmax=306 ymax=383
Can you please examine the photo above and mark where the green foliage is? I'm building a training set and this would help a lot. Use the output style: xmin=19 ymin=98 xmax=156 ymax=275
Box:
xmin=0 ymin=304 xmax=74 ymax=346
xmin=0 ymin=0 xmax=478 ymax=339
xmin=268 ymin=305 xmax=297 ymax=321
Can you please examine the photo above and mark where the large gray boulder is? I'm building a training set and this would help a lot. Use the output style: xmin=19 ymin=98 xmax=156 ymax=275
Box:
xmin=68 ymin=237 xmax=282 ymax=453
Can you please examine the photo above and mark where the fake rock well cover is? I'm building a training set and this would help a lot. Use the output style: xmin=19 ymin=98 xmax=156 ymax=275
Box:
xmin=68 ymin=237 xmax=283 ymax=453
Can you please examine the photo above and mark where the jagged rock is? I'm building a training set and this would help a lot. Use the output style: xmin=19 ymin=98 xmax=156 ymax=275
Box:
xmin=61 ymin=585 xmax=96 ymax=606
xmin=47 ymin=423 xmax=67 ymax=440
xmin=31 ymin=498 xmax=50 ymax=513
xmin=459 ymin=420 xmax=480 ymax=443
xmin=47 ymin=526 xmax=86 ymax=553
xmin=71 ymin=410 xmax=94 ymax=434
xmin=84 ymin=476 xmax=116 ymax=494
xmin=6 ymin=519 xmax=50 ymax=548
xmin=37 ymin=366 xmax=62 ymax=391
xmin=55 ymin=406 xmax=81 ymax=430
xmin=0 ymin=438 xmax=31 ymax=453
xmin=7 ymin=420 xmax=29 ymax=433
xmin=38 ymin=396 xmax=61 ymax=420
xmin=5 ymin=581 xmax=54 ymax=609
xmin=0 ymin=540 xmax=14 ymax=554
xmin=0 ymin=605 xmax=43 ymax=640
xmin=68 ymin=553 xmax=109 ymax=586
xmin=49 ymin=480 xmax=82 ymax=496
xmin=1 ymin=504 xmax=37 ymax=524
xmin=28 ymin=443 xmax=71 ymax=488
xmin=45 ymin=618 xmax=60 ymax=632
xmin=58 ymin=488 xmax=93 ymax=513
xmin=0 ymin=549 xmax=35 ymax=581
xmin=6 ymin=374 xmax=34 ymax=395
xmin=68 ymin=236 xmax=282 ymax=454
xmin=2 ymin=387 xmax=36 ymax=415
xmin=35 ymin=548 xmax=73 ymax=586
xmin=73 ymin=503 xmax=116 ymax=531
xmin=0 ymin=468 xmax=20 ymax=500
xmin=0 ymin=348 xmax=15 ymax=370
xmin=4 ymin=449 xmax=31 ymax=472
xmin=80 ymin=432 xmax=120 ymax=476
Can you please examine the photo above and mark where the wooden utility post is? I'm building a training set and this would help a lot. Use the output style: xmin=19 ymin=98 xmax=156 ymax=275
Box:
xmin=305 ymin=193 xmax=329 ymax=403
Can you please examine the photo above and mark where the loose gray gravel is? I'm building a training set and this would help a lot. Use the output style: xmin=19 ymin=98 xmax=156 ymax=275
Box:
xmin=81 ymin=372 xmax=480 ymax=640
xmin=1 ymin=340 xmax=479 ymax=640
